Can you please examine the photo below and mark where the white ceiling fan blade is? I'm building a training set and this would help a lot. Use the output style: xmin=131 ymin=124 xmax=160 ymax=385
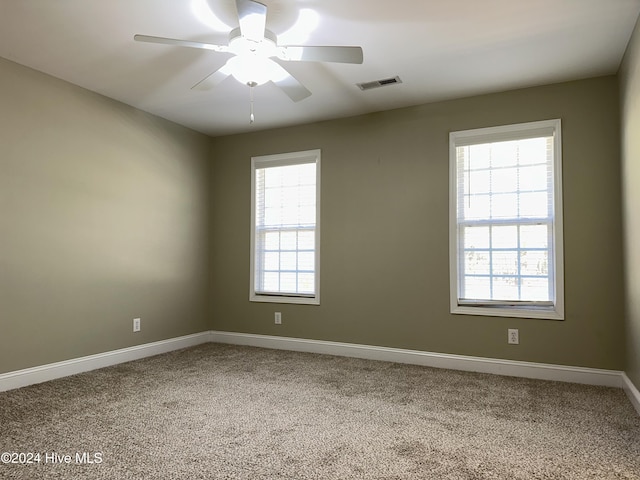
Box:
xmin=278 ymin=45 xmax=364 ymax=64
xmin=273 ymin=75 xmax=312 ymax=102
xmin=134 ymin=34 xmax=229 ymax=53
xmin=236 ymin=0 xmax=267 ymax=42
xmin=268 ymin=62 xmax=311 ymax=102
xmin=191 ymin=65 xmax=232 ymax=90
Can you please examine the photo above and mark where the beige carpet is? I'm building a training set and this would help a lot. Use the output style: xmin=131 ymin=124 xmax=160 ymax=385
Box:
xmin=1 ymin=343 xmax=639 ymax=479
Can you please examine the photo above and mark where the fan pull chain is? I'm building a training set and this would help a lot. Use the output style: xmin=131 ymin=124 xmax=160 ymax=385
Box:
xmin=248 ymin=81 xmax=257 ymax=124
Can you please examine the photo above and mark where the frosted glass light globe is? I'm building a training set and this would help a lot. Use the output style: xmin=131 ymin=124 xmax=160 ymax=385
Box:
xmin=227 ymin=55 xmax=287 ymax=86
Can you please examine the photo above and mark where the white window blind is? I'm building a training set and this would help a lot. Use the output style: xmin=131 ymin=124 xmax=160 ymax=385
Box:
xmin=250 ymin=150 xmax=320 ymax=304
xmin=449 ymin=120 xmax=564 ymax=320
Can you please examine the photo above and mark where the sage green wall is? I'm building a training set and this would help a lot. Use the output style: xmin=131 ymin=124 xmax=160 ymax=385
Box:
xmin=0 ymin=58 xmax=211 ymax=374
xmin=0 ymin=55 xmax=626 ymax=376
xmin=620 ymin=16 xmax=640 ymax=390
xmin=210 ymin=76 xmax=624 ymax=370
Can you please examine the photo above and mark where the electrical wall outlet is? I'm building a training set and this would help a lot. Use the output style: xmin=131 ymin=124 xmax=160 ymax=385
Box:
xmin=133 ymin=318 xmax=141 ymax=332
xmin=508 ymin=328 xmax=519 ymax=345
xmin=274 ymin=312 xmax=282 ymax=325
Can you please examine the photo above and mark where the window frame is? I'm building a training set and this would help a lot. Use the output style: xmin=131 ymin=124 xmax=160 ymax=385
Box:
xmin=250 ymin=149 xmax=321 ymax=305
xmin=449 ymin=119 xmax=564 ymax=320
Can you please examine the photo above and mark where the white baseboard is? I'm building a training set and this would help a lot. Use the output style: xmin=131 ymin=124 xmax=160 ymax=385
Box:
xmin=0 ymin=332 xmax=211 ymax=392
xmin=622 ymin=373 xmax=640 ymax=416
xmin=210 ymin=331 xmax=624 ymax=388
xmin=1 ymin=329 xmax=631 ymax=405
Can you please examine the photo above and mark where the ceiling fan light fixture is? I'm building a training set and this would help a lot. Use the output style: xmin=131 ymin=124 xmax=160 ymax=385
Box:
xmin=135 ymin=0 xmax=363 ymax=102
xmin=226 ymin=55 xmax=286 ymax=86
xmin=228 ymin=28 xmax=278 ymax=58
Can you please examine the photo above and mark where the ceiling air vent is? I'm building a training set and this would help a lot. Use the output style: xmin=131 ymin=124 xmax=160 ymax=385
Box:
xmin=356 ymin=76 xmax=402 ymax=91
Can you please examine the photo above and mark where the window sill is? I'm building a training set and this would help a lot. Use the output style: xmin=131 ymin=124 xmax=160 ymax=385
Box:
xmin=250 ymin=294 xmax=320 ymax=306
xmin=451 ymin=304 xmax=564 ymax=320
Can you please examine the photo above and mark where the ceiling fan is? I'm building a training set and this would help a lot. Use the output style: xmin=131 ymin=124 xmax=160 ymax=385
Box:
xmin=134 ymin=0 xmax=364 ymax=105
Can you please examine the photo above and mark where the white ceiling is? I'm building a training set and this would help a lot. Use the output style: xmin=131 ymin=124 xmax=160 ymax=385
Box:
xmin=1 ymin=0 xmax=639 ymax=137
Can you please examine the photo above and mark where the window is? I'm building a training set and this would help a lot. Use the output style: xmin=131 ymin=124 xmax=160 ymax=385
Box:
xmin=449 ymin=119 xmax=564 ymax=320
xmin=250 ymin=149 xmax=320 ymax=305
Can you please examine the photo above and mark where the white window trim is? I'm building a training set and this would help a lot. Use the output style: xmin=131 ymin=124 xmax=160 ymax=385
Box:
xmin=449 ymin=119 xmax=564 ymax=320
xmin=250 ymin=149 xmax=321 ymax=305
